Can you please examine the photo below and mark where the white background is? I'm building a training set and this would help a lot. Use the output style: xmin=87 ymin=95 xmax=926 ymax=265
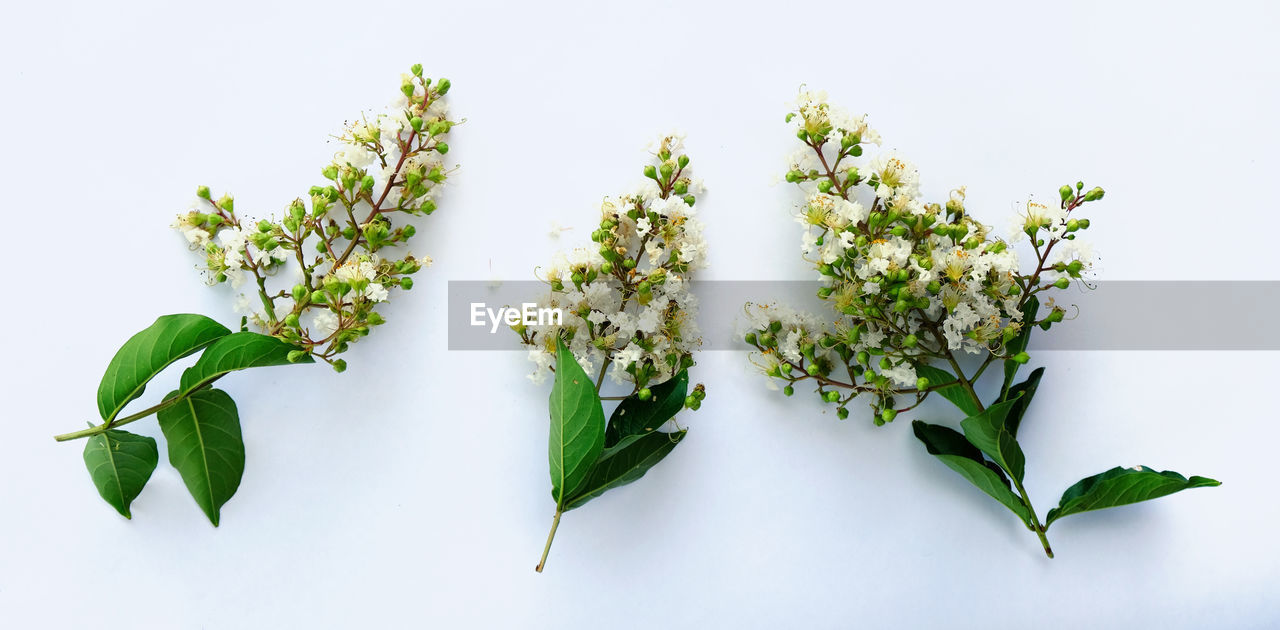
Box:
xmin=2 ymin=1 xmax=1277 ymax=627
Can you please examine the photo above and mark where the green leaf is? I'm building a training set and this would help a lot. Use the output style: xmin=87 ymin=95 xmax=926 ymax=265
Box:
xmin=913 ymin=364 xmax=981 ymax=417
xmin=1002 ymin=295 xmax=1039 ymax=395
xmin=548 ymin=339 xmax=606 ymax=508
xmin=97 ymin=314 xmax=231 ymax=422
xmin=82 ymin=429 xmax=159 ymax=518
xmin=912 ymin=421 xmax=1032 ymax=527
xmin=156 ymin=388 xmax=245 ymax=526
xmin=178 ymin=331 xmax=312 ymax=395
xmin=605 ymin=370 xmax=688 ymax=447
xmin=959 ymin=398 xmax=1027 ymax=482
xmin=564 ymin=429 xmax=687 ymax=510
xmin=1000 ymin=367 xmax=1044 ymax=438
xmin=1045 ymin=466 xmax=1221 ymax=527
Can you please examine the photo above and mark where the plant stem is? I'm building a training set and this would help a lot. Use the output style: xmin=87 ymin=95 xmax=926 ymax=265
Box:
xmin=535 ymin=509 xmax=563 ymax=573
xmin=53 ymin=377 xmax=224 ymax=442
xmin=1011 ymin=476 xmax=1055 ymax=558
xmin=53 ymin=398 xmax=182 ymax=442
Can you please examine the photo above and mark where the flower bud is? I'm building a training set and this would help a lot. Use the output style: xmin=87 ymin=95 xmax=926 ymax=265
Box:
xmin=410 ymin=63 xmax=423 ymax=76
xmin=1083 ymin=186 xmax=1105 ymax=202
xmin=196 ymin=185 xmax=211 ymax=200
xmin=400 ymin=277 xmax=414 ymax=290
xmin=332 ymin=359 xmax=348 ymax=373
xmin=436 ymin=78 xmax=451 ymax=95
xmin=286 ymin=350 xmax=308 ymax=363
xmin=1053 ymin=277 xmax=1071 ymax=290
xmin=837 ymin=407 xmax=849 ymax=420
xmin=1011 ymin=352 xmax=1031 ymax=364
xmin=744 ymin=332 xmax=758 ymax=345
xmin=643 ymin=165 xmax=657 ymax=180
xmin=638 ymin=388 xmax=652 ymax=401
xmin=1059 ymin=185 xmax=1073 ymax=202
xmin=916 ymin=377 xmax=930 ymax=390
xmin=824 ymin=391 xmax=840 ymax=403
xmin=783 ymin=385 xmax=794 ymax=396
xmin=880 ymin=409 xmax=897 ymax=423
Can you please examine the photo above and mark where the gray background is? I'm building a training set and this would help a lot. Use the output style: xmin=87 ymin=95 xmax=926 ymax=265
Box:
xmin=2 ymin=1 xmax=1276 ymax=628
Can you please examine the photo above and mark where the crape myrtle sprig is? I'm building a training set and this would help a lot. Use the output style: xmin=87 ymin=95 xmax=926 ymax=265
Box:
xmin=745 ymin=90 xmax=1102 ymax=423
xmin=746 ymin=90 xmax=1217 ymax=559
xmin=516 ymin=133 xmax=708 ymax=405
xmin=515 ymin=135 xmax=708 ymax=573
xmin=172 ymin=64 xmax=457 ymax=372
xmin=52 ymin=65 xmax=457 ymax=526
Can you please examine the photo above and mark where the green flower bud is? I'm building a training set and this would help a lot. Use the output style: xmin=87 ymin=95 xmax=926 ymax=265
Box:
xmin=286 ymin=350 xmax=308 ymax=363
xmin=435 ymin=142 xmax=449 ymax=154
xmin=367 ymin=312 xmax=386 ymax=326
xmin=436 ymin=78 xmax=451 ymax=95
xmin=600 ymin=260 xmax=614 ymax=274
xmin=1053 ymin=277 xmax=1071 ymax=290
xmin=410 ymin=63 xmax=423 ymax=76
xmin=643 ymin=165 xmax=657 ymax=180
xmin=785 ymin=169 xmax=803 ymax=183
xmin=783 ymin=385 xmax=794 ymax=396
xmin=1011 ymin=352 xmax=1031 ymax=364
xmin=745 ymin=332 xmax=758 ymax=345
xmin=837 ymin=407 xmax=849 ymax=420
xmin=916 ymin=377 xmax=930 ymax=390
xmin=1059 ymin=185 xmax=1073 ymax=202
xmin=638 ymin=388 xmax=652 ymax=401
xmin=824 ymin=391 xmax=840 ymax=403
xmin=880 ymin=409 xmax=897 ymax=423
xmin=1083 ymin=186 xmax=1105 ymax=202
xmin=400 ymin=277 xmax=414 ymax=290
xmin=685 ymin=395 xmax=697 ymax=407
xmin=196 ymin=185 xmax=211 ymax=200
xmin=332 ymin=359 xmax=348 ymax=373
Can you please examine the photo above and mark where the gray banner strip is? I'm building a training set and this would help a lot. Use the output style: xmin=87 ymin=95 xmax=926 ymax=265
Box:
xmin=447 ymin=281 xmax=1280 ymax=351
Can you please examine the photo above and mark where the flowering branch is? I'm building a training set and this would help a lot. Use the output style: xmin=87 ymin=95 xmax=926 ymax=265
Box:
xmin=745 ymin=90 xmax=1218 ymax=557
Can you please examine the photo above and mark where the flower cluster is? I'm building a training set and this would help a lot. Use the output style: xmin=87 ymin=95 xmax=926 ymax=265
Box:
xmin=745 ymin=91 xmax=1104 ymax=423
xmin=515 ymin=134 xmax=708 ymax=405
xmin=171 ymin=64 xmax=455 ymax=371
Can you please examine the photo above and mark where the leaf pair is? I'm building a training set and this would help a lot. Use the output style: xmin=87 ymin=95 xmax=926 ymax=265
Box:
xmin=914 ymin=364 xmax=1219 ymax=555
xmin=912 ymin=401 xmax=1034 ymax=529
xmin=81 ymin=314 xmax=310 ymax=524
xmin=539 ymin=340 xmax=688 ymax=570
xmin=549 ymin=341 xmax=688 ymax=512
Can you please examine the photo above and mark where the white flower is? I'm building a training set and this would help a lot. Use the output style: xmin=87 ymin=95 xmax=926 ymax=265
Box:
xmin=867 ymin=150 xmax=920 ymax=199
xmin=527 ymin=348 xmax=554 ymax=384
xmin=311 ymin=310 xmax=340 ymax=340
xmin=334 ymin=143 xmax=377 ymax=169
xmin=365 ymin=283 xmax=389 ymax=302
